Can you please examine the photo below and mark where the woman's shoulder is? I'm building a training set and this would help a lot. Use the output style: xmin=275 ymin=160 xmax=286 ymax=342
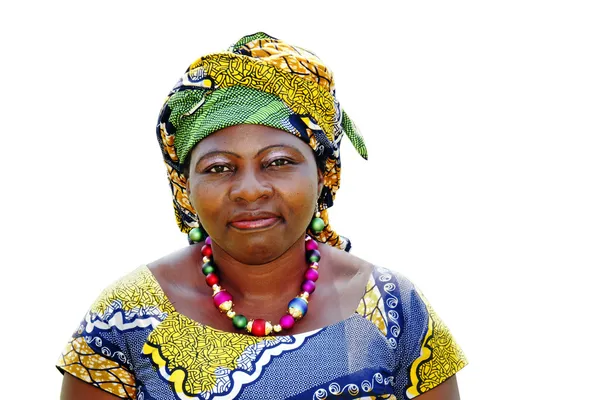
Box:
xmin=355 ymin=265 xmax=421 ymax=329
xmin=326 ymin=245 xmax=418 ymax=297
xmin=88 ymin=242 xmax=202 ymax=321
xmin=367 ymin=265 xmax=428 ymax=307
xmin=146 ymin=243 xmax=205 ymax=292
xmin=362 ymin=265 xmax=437 ymax=329
xmin=89 ymin=265 xmax=175 ymax=321
xmin=325 ymin=247 xmax=426 ymax=334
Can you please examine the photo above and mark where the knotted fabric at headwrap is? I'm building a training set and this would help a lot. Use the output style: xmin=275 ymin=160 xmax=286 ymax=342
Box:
xmin=156 ymin=32 xmax=368 ymax=250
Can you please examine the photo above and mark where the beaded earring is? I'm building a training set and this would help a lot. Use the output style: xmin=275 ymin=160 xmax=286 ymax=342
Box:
xmin=310 ymin=206 xmax=325 ymax=234
xmin=188 ymin=226 xmax=207 ymax=244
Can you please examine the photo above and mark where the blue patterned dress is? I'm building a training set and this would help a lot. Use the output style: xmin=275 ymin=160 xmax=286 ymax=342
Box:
xmin=57 ymin=266 xmax=467 ymax=399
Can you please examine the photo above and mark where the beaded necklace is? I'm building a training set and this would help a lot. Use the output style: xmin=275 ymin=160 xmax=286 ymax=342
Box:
xmin=199 ymin=235 xmax=321 ymax=336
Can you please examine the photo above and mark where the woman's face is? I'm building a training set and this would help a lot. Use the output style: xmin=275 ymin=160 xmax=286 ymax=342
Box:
xmin=186 ymin=124 xmax=323 ymax=264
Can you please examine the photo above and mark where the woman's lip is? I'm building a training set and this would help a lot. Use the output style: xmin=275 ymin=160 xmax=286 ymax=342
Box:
xmin=229 ymin=217 xmax=281 ymax=230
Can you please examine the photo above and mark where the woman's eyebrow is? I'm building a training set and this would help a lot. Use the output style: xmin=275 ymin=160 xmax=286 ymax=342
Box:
xmin=256 ymin=144 xmax=303 ymax=156
xmin=196 ymin=150 xmax=241 ymax=164
xmin=195 ymin=145 xmax=303 ymax=167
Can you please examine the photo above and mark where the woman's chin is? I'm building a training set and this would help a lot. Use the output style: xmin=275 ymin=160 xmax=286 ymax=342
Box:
xmin=221 ymin=227 xmax=303 ymax=265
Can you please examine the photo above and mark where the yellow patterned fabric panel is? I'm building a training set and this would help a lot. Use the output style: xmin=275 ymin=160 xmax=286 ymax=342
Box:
xmin=190 ymin=53 xmax=338 ymax=143
xmin=240 ymin=38 xmax=335 ymax=92
xmin=57 ymin=337 xmax=136 ymax=399
xmin=143 ymin=312 xmax=276 ymax=396
xmin=91 ymin=266 xmax=174 ymax=316
xmin=405 ymin=289 xmax=468 ymax=398
xmin=355 ymin=274 xmax=388 ymax=336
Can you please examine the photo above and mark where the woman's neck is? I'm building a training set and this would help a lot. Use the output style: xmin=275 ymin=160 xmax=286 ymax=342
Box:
xmin=209 ymin=234 xmax=309 ymax=303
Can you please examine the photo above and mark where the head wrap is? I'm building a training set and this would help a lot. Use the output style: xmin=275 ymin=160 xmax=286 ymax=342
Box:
xmin=156 ymin=32 xmax=368 ymax=251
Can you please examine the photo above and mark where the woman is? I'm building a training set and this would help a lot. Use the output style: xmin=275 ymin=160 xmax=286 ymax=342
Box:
xmin=57 ymin=32 xmax=467 ymax=399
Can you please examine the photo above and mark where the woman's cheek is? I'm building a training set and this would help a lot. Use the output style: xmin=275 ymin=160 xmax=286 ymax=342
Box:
xmin=284 ymin=178 xmax=319 ymax=213
xmin=190 ymin=180 xmax=222 ymax=215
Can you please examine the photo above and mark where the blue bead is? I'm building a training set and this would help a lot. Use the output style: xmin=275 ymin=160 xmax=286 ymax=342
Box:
xmin=288 ymin=297 xmax=308 ymax=316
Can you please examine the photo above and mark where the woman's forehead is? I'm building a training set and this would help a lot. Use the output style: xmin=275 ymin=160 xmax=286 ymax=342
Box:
xmin=190 ymin=124 xmax=311 ymax=157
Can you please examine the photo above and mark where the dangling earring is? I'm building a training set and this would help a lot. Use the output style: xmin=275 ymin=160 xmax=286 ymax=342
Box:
xmin=310 ymin=206 xmax=325 ymax=234
xmin=188 ymin=225 xmax=207 ymax=244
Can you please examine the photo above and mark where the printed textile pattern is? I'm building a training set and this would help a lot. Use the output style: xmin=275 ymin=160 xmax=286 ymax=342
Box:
xmin=156 ymin=32 xmax=367 ymax=250
xmin=143 ymin=313 xmax=320 ymax=400
xmin=142 ymin=313 xmax=275 ymax=397
xmin=57 ymin=266 xmax=174 ymax=399
xmin=58 ymin=336 xmax=136 ymax=399
xmin=57 ymin=266 xmax=467 ymax=399
xmin=355 ymin=274 xmax=388 ymax=336
xmin=405 ymin=288 xmax=468 ymax=398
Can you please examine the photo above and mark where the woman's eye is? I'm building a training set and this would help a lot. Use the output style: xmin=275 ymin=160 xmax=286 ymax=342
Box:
xmin=207 ymin=165 xmax=232 ymax=173
xmin=268 ymin=159 xmax=291 ymax=167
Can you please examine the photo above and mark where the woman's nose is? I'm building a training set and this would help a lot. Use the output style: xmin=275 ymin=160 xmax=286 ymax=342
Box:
xmin=229 ymin=168 xmax=274 ymax=203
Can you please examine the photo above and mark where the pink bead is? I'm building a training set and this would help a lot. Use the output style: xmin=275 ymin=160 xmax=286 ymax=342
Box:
xmin=213 ymin=290 xmax=232 ymax=307
xmin=280 ymin=314 xmax=295 ymax=330
xmin=205 ymin=237 xmax=212 ymax=245
xmin=305 ymin=268 xmax=319 ymax=282
xmin=305 ymin=239 xmax=318 ymax=251
xmin=302 ymin=280 xmax=316 ymax=293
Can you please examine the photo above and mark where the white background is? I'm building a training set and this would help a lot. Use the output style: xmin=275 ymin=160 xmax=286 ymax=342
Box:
xmin=1 ymin=1 xmax=599 ymax=399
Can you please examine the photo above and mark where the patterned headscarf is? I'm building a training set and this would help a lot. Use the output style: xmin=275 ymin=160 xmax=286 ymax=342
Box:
xmin=156 ymin=32 xmax=368 ymax=250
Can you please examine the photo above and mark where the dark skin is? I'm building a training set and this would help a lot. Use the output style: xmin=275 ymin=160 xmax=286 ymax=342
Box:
xmin=60 ymin=125 xmax=460 ymax=399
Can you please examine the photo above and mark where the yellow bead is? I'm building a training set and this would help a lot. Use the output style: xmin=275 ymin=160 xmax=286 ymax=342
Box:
xmin=264 ymin=321 xmax=273 ymax=335
xmin=273 ymin=324 xmax=282 ymax=333
xmin=300 ymin=292 xmax=310 ymax=300
xmin=226 ymin=310 xmax=236 ymax=319
xmin=288 ymin=307 xmax=303 ymax=319
xmin=203 ymin=256 xmax=211 ymax=263
xmin=218 ymin=300 xmax=233 ymax=312
xmin=212 ymin=285 xmax=222 ymax=294
xmin=246 ymin=320 xmax=254 ymax=333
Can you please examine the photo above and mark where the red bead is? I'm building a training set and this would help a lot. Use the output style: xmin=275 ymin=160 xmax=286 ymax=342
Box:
xmin=251 ymin=319 xmax=266 ymax=336
xmin=205 ymin=273 xmax=219 ymax=287
xmin=201 ymin=245 xmax=213 ymax=257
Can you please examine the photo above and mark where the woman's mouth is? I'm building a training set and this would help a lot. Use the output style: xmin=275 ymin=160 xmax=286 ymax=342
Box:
xmin=229 ymin=213 xmax=282 ymax=231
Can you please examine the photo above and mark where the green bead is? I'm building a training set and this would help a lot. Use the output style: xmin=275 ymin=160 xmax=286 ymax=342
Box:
xmin=232 ymin=315 xmax=248 ymax=329
xmin=310 ymin=217 xmax=325 ymax=234
xmin=309 ymin=254 xmax=320 ymax=263
xmin=188 ymin=227 xmax=203 ymax=243
xmin=202 ymin=263 xmax=215 ymax=276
